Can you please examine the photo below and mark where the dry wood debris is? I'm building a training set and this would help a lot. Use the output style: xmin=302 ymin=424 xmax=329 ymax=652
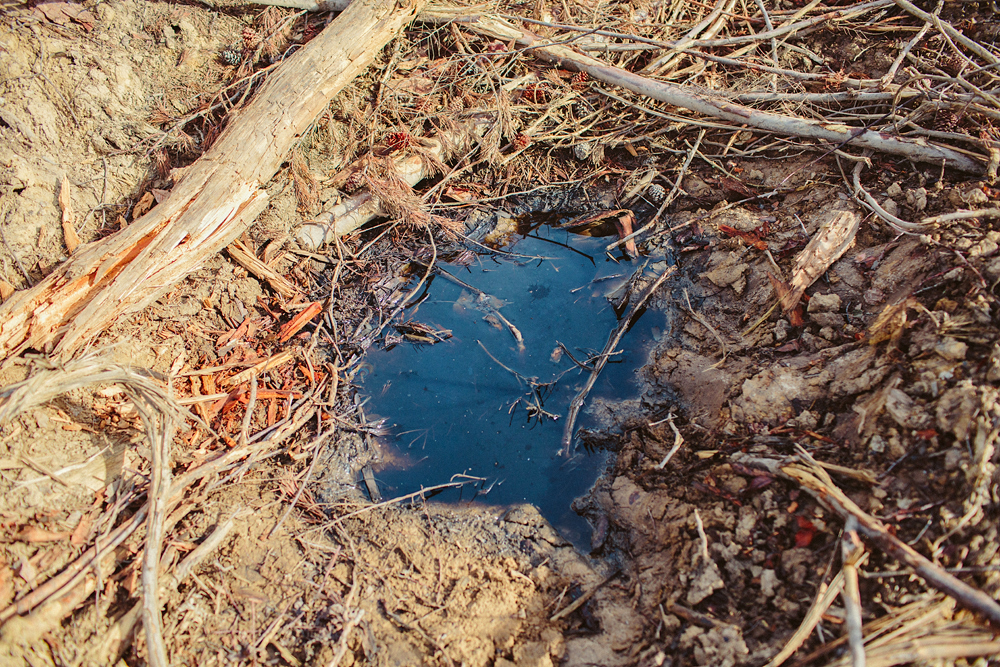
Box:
xmin=2 ymin=0 xmax=1000 ymax=665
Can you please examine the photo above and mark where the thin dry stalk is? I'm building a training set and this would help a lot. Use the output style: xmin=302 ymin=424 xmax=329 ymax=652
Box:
xmin=764 ymin=566 xmax=850 ymax=667
xmin=454 ymin=15 xmax=985 ymax=173
xmin=682 ymin=288 xmax=728 ymax=368
xmin=562 ymin=265 xmax=676 ymax=455
xmin=733 ymin=450 xmax=1000 ymax=625
xmin=0 ymin=357 xmax=187 ymax=665
xmin=842 ymin=516 xmax=867 ymax=667
xmin=609 ymin=128 xmax=705 ymax=252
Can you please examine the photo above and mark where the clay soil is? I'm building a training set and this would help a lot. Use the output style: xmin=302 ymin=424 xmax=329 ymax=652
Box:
xmin=1 ymin=1 xmax=999 ymax=666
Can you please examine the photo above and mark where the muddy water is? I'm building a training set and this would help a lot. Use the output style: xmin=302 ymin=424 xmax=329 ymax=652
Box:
xmin=363 ymin=225 xmax=665 ymax=544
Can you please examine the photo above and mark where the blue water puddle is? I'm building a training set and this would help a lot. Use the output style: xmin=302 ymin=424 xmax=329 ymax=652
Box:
xmin=362 ymin=224 xmax=665 ymax=545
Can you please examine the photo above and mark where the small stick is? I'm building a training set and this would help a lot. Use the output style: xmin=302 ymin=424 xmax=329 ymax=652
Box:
xmin=607 ymin=129 xmax=704 ymax=252
xmin=550 ymin=567 xmax=620 ymax=621
xmin=99 ymin=517 xmax=237 ymax=663
xmin=135 ymin=383 xmax=175 ymax=667
xmin=891 ymin=0 xmax=999 ymax=65
xmin=764 ymin=568 xmax=850 ymax=667
xmin=847 ymin=158 xmax=926 ymax=233
xmin=682 ymin=288 xmax=728 ymax=368
xmin=920 ymin=208 xmax=1000 ymax=225
xmin=750 ymin=0 xmax=779 ymax=91
xmin=734 ymin=450 xmax=1000 ymax=625
xmin=331 ymin=480 xmax=470 ymax=524
xmin=328 ymin=609 xmax=365 ymax=667
xmin=240 ymin=372 xmax=258 ymax=446
xmin=880 ymin=0 xmax=942 ymax=87
xmin=412 ymin=259 xmax=525 ymax=350
xmin=268 ymin=430 xmax=333 ymax=539
xmin=668 ymin=602 xmax=739 ymax=630
xmin=842 ymin=516 xmax=867 ymax=667
xmin=561 ymin=265 xmax=675 ymax=455
xmin=654 ymin=414 xmax=685 ymax=469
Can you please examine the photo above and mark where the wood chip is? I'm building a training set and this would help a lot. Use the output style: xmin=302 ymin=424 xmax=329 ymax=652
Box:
xmin=58 ymin=178 xmax=79 ymax=255
xmin=780 ymin=209 xmax=860 ymax=312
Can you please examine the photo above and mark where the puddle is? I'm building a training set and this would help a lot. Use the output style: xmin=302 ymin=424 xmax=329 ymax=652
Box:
xmin=362 ymin=219 xmax=668 ymax=545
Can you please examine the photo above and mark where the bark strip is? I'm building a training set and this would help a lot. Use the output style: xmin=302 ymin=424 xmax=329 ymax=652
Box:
xmin=0 ymin=0 xmax=425 ymax=362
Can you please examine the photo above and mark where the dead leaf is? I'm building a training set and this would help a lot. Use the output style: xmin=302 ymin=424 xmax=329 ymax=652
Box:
xmin=558 ymin=209 xmax=637 ymax=255
xmin=0 ymin=280 xmax=14 ymax=302
xmin=868 ymin=298 xmax=917 ymax=347
xmin=132 ymin=191 xmax=155 ymax=220
xmin=719 ymin=224 xmax=767 ymax=250
xmin=780 ymin=209 xmax=860 ymax=312
xmin=58 ymin=178 xmax=80 ymax=254
xmin=33 ymin=2 xmax=97 ymax=29
xmin=70 ymin=514 xmax=91 ymax=546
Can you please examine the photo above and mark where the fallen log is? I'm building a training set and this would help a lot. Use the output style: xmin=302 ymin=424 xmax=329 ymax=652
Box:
xmin=0 ymin=0 xmax=425 ymax=362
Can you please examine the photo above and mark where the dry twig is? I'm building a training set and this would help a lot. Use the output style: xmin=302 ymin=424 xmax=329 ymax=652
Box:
xmin=562 ymin=265 xmax=676 ymax=455
xmin=733 ymin=450 xmax=1000 ymax=625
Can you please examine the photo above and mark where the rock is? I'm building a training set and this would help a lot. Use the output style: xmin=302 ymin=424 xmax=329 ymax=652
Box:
xmin=760 ymin=569 xmax=778 ymax=598
xmin=863 ymin=287 xmax=885 ymax=305
xmin=969 ymin=237 xmax=999 ymax=258
xmin=886 ymin=182 xmax=903 ymax=197
xmin=716 ymin=207 xmax=763 ymax=232
xmin=828 ymin=346 xmax=889 ymax=398
xmin=733 ymin=362 xmax=830 ymax=423
xmin=988 ymin=344 xmax=1000 ymax=382
xmin=807 ymin=292 xmax=841 ymax=313
xmin=886 ymin=429 xmax=906 ymax=458
xmin=562 ymin=638 xmax=628 ymax=667
xmin=692 ymin=626 xmax=749 ymax=667
xmin=885 ymin=388 xmax=932 ymax=429
xmin=773 ymin=319 xmax=790 ymax=343
xmin=780 ymin=547 xmax=812 ymax=585
xmin=686 ymin=553 xmax=725 ymax=605
xmin=800 ymin=332 xmax=832 ymax=350
xmin=869 ymin=434 xmax=886 ymax=453
xmin=947 ymin=184 xmax=989 ymax=207
xmin=936 ymin=381 xmax=979 ymax=441
xmin=882 ymin=198 xmax=899 ymax=217
xmin=935 ymin=338 xmax=967 ymax=361
xmin=810 ymin=312 xmax=844 ymax=329
xmin=944 ymin=447 xmax=965 ymax=471
xmin=905 ymin=187 xmax=927 ymax=211
xmin=735 ymin=507 xmax=757 ymax=544
xmin=704 ymin=252 xmax=749 ymax=296
xmin=512 ymin=641 xmax=554 ymax=667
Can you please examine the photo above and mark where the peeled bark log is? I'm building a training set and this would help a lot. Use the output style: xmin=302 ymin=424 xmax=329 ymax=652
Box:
xmin=0 ymin=0 xmax=425 ymax=362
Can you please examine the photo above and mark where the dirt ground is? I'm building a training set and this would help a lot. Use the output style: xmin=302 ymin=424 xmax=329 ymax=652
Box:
xmin=1 ymin=0 xmax=999 ymax=666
